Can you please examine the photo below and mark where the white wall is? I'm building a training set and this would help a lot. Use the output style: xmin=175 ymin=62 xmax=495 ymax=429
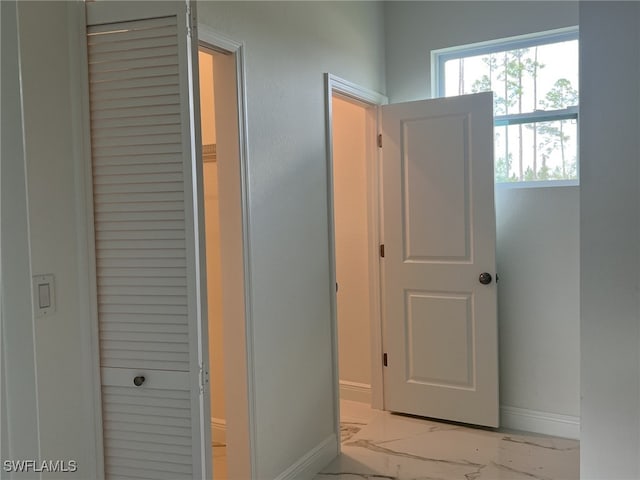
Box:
xmin=332 ymin=96 xmax=372 ymax=398
xmin=0 ymin=5 xmax=3 ymax=469
xmin=384 ymin=1 xmax=579 ymax=104
xmin=1 ymin=1 xmax=99 ymax=476
xmin=1 ymin=363 xmax=7 ymax=477
xmin=200 ymin=51 xmax=217 ymax=147
xmin=495 ymin=186 xmax=579 ymax=416
xmin=197 ymin=2 xmax=386 ymax=477
xmin=384 ymin=1 xmax=581 ymax=434
xmin=579 ymin=2 xmax=640 ymax=477
xmin=204 ymin=162 xmax=226 ymax=432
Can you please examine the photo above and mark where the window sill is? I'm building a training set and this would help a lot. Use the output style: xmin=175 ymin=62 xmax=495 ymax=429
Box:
xmin=495 ymin=179 xmax=579 ymax=190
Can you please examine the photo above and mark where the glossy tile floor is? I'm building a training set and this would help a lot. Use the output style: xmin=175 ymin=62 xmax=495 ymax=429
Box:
xmin=316 ymin=400 xmax=579 ymax=480
xmin=212 ymin=400 xmax=579 ymax=479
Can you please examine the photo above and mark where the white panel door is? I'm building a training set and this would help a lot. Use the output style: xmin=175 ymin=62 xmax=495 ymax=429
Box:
xmin=381 ymin=93 xmax=498 ymax=427
xmin=86 ymin=2 xmax=211 ymax=478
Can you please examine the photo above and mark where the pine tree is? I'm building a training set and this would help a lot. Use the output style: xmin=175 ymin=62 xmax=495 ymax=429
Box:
xmin=540 ymin=79 xmax=578 ymax=178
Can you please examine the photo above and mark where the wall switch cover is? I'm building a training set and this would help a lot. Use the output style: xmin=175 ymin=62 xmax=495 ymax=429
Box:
xmin=33 ymin=274 xmax=55 ymax=318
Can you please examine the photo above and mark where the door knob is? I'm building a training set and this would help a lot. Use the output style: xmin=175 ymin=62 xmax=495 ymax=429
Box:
xmin=133 ymin=375 xmax=145 ymax=387
xmin=479 ymin=272 xmax=492 ymax=285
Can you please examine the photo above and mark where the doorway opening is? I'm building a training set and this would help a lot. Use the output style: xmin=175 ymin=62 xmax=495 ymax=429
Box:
xmin=331 ymin=95 xmax=376 ymax=410
xmin=326 ymin=75 xmax=388 ymax=433
xmin=197 ymin=35 xmax=253 ymax=480
xmin=327 ymin=75 xmax=501 ymax=434
xmin=198 ymin=47 xmax=226 ymax=479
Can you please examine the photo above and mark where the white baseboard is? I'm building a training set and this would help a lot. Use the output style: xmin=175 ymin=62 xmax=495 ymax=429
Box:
xmin=500 ymin=405 xmax=580 ymax=440
xmin=274 ymin=434 xmax=338 ymax=480
xmin=339 ymin=380 xmax=371 ymax=404
xmin=211 ymin=417 xmax=226 ymax=444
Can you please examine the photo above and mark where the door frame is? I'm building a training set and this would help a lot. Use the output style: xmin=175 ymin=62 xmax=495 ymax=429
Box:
xmin=198 ymin=25 xmax=257 ymax=480
xmin=324 ymin=73 xmax=387 ymax=437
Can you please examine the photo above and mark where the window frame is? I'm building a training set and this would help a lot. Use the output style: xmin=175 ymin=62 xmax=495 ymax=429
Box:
xmin=431 ymin=27 xmax=580 ymax=186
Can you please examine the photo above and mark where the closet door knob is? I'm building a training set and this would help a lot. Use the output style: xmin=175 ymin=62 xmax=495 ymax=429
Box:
xmin=479 ymin=272 xmax=492 ymax=285
xmin=133 ymin=375 xmax=146 ymax=387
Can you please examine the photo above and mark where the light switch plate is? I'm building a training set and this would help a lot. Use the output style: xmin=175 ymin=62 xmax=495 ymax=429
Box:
xmin=33 ymin=274 xmax=55 ymax=318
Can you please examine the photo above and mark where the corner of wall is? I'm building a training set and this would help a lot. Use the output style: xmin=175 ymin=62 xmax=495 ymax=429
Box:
xmin=579 ymin=2 xmax=640 ymax=477
xmin=274 ymin=435 xmax=338 ymax=480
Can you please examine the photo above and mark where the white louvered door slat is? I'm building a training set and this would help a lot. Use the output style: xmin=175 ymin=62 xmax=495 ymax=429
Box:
xmin=86 ymin=2 xmax=210 ymax=479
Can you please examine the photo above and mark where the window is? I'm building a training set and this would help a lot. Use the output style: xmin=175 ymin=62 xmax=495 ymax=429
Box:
xmin=432 ymin=28 xmax=579 ymax=184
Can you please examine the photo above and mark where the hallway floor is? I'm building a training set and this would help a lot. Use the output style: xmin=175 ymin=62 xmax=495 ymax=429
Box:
xmin=315 ymin=400 xmax=579 ymax=480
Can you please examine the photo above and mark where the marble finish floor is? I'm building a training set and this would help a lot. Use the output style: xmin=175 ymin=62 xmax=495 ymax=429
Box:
xmin=315 ymin=401 xmax=579 ymax=480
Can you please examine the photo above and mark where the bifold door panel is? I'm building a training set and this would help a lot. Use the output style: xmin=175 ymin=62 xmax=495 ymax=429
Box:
xmin=86 ymin=3 xmax=210 ymax=478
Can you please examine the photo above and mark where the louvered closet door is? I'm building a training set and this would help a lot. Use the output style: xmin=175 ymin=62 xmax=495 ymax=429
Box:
xmin=86 ymin=3 xmax=210 ymax=479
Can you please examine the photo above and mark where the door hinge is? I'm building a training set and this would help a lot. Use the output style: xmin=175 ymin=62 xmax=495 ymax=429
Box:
xmin=377 ymin=133 xmax=383 ymax=148
xmin=383 ymin=353 xmax=388 ymax=367
xmin=199 ymin=363 xmax=209 ymax=393
xmin=336 ymin=282 xmax=339 ymax=293
xmin=186 ymin=4 xmax=196 ymax=38
xmin=380 ymin=244 xmax=385 ymax=258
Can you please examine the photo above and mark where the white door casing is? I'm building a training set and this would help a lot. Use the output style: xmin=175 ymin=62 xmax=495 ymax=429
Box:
xmin=86 ymin=2 xmax=211 ymax=478
xmin=381 ymin=93 xmax=499 ymax=427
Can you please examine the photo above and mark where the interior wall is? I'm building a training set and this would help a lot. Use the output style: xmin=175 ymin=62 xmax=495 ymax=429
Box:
xmin=0 ymin=5 xmax=3 ymax=469
xmin=579 ymin=2 xmax=640 ymax=477
xmin=495 ymin=186 xmax=579 ymax=416
xmin=384 ymin=0 xmax=581 ymax=432
xmin=384 ymin=1 xmax=579 ymax=104
xmin=332 ymin=96 xmax=372 ymax=399
xmin=200 ymin=51 xmax=218 ymax=146
xmin=2 ymin=1 xmax=99 ymax=475
xmin=197 ymin=2 xmax=386 ymax=477
xmin=204 ymin=163 xmax=225 ymax=423
xmin=199 ymin=51 xmax=226 ymax=428
xmin=1 ymin=359 xmax=8 ymax=474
